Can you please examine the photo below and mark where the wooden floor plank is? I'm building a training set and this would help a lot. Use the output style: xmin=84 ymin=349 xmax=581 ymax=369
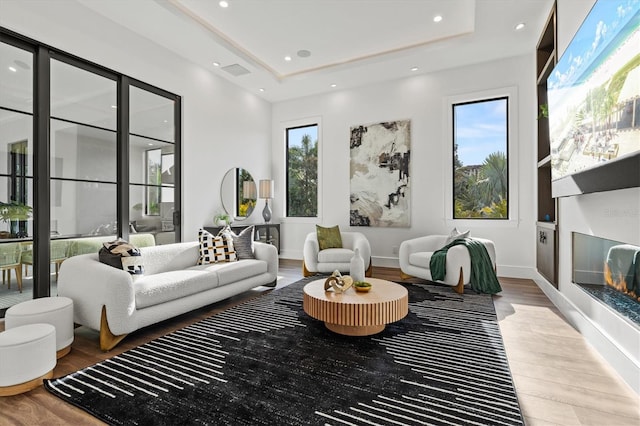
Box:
xmin=0 ymin=258 xmax=638 ymax=425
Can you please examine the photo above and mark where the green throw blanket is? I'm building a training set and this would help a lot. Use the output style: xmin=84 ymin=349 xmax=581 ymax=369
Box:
xmin=429 ymin=238 xmax=502 ymax=294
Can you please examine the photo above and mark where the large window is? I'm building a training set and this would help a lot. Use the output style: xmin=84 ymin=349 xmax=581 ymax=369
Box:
xmin=452 ymin=97 xmax=508 ymax=219
xmin=286 ymin=124 xmax=318 ymax=217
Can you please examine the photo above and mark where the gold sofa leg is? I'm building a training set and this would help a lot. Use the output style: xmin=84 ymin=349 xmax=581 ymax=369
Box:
xmin=399 ymin=271 xmax=413 ymax=280
xmin=100 ymin=306 xmax=128 ymax=352
xmin=453 ymin=267 xmax=465 ymax=294
xmin=302 ymin=260 xmax=314 ymax=277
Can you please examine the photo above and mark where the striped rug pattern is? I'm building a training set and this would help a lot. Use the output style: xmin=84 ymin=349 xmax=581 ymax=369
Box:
xmin=45 ymin=279 xmax=523 ymax=425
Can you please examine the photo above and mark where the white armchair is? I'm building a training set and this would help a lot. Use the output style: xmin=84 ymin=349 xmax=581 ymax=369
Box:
xmin=303 ymin=231 xmax=372 ymax=277
xmin=399 ymin=235 xmax=496 ymax=294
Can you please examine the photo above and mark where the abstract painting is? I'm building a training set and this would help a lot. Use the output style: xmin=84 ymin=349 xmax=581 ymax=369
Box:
xmin=350 ymin=120 xmax=410 ymax=227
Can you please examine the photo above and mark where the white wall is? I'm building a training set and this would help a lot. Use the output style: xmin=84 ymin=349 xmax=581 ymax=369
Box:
xmin=535 ymin=0 xmax=640 ymax=394
xmin=0 ymin=1 xmax=272 ymax=242
xmin=272 ymin=55 xmax=537 ymax=277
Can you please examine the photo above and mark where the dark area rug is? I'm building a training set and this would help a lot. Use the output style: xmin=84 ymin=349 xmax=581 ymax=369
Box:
xmin=45 ymin=278 xmax=523 ymax=425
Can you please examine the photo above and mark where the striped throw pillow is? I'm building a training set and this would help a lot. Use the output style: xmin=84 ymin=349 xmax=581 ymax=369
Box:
xmin=220 ymin=225 xmax=255 ymax=259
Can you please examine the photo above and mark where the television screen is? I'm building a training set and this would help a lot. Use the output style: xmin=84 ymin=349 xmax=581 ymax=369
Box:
xmin=548 ymin=0 xmax=640 ymax=197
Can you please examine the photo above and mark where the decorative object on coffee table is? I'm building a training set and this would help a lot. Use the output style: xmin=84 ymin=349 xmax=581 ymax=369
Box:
xmin=353 ymin=281 xmax=372 ymax=292
xmin=259 ymin=179 xmax=274 ymax=223
xmin=304 ymin=277 xmax=408 ymax=336
xmin=350 ymin=247 xmax=365 ymax=281
xmin=323 ymin=270 xmax=353 ymax=293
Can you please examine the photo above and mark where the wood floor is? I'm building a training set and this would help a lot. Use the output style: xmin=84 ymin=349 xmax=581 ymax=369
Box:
xmin=1 ymin=259 xmax=638 ymax=425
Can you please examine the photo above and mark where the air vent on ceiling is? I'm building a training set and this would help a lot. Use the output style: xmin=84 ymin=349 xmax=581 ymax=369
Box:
xmin=221 ymin=64 xmax=251 ymax=77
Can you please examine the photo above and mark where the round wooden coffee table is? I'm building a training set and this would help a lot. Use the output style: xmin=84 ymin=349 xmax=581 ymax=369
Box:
xmin=303 ymin=278 xmax=408 ymax=336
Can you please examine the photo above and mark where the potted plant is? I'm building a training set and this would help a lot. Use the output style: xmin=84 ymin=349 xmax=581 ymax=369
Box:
xmin=537 ymin=104 xmax=548 ymax=120
xmin=0 ymin=201 xmax=33 ymax=238
xmin=214 ymin=211 xmax=231 ymax=226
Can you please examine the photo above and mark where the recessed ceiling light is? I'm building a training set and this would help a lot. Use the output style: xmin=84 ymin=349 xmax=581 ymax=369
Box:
xmin=330 ymin=84 xmax=337 ymax=88
xmin=284 ymin=56 xmax=292 ymax=62
xmin=433 ymin=15 xmax=443 ymax=23
xmin=515 ymin=22 xmax=526 ymax=30
xmin=213 ymin=61 xmax=220 ymax=67
xmin=148 ymin=143 xmax=154 ymax=146
xmin=8 ymin=66 xmax=17 ymax=72
xmin=163 ymin=120 xmax=168 ymax=123
xmin=110 ymin=105 xmax=117 ymax=109
xmin=259 ymin=88 xmax=265 ymax=92
xmin=410 ymin=67 xmax=419 ymax=72
xmin=219 ymin=1 xmax=229 ymax=8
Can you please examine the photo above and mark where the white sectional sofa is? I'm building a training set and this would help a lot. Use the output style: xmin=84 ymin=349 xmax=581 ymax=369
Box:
xmin=57 ymin=241 xmax=278 ymax=351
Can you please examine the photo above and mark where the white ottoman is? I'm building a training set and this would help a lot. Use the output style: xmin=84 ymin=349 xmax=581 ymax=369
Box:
xmin=5 ymin=296 xmax=74 ymax=358
xmin=0 ymin=323 xmax=56 ymax=396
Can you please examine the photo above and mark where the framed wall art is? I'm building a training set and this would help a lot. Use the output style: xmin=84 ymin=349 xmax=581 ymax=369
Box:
xmin=350 ymin=119 xmax=411 ymax=227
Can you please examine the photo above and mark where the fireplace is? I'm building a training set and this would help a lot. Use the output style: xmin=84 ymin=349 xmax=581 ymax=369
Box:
xmin=573 ymin=232 xmax=640 ymax=328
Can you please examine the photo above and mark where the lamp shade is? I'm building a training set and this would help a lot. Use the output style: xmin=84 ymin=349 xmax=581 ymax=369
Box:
xmin=259 ymin=179 xmax=274 ymax=199
xmin=242 ymin=180 xmax=257 ymax=200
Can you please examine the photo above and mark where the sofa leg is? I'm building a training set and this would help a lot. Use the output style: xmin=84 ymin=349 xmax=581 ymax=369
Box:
xmin=453 ymin=267 xmax=465 ymax=294
xmin=100 ymin=306 xmax=128 ymax=352
xmin=302 ymin=261 xmax=314 ymax=277
xmin=265 ymin=279 xmax=277 ymax=288
xmin=365 ymin=259 xmax=373 ymax=277
xmin=399 ymin=271 xmax=413 ymax=280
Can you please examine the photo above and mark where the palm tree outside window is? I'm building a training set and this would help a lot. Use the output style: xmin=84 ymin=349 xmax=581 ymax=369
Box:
xmin=452 ymin=97 xmax=509 ymax=219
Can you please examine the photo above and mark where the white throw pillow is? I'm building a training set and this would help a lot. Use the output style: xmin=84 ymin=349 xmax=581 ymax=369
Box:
xmin=445 ymin=227 xmax=470 ymax=245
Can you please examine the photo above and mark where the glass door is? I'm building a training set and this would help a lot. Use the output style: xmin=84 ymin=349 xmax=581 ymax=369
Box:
xmin=0 ymin=40 xmax=34 ymax=312
xmin=129 ymin=85 xmax=178 ymax=245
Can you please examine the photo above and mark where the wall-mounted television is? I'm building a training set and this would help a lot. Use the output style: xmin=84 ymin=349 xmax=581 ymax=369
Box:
xmin=548 ymin=0 xmax=640 ymax=197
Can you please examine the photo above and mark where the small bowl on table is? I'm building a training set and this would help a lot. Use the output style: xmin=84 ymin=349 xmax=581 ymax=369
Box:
xmin=353 ymin=281 xmax=372 ymax=293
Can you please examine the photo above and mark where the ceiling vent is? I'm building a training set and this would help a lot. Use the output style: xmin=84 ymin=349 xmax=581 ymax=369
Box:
xmin=221 ymin=64 xmax=251 ymax=77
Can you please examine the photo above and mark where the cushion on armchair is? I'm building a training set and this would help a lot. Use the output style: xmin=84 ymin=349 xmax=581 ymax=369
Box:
xmin=445 ymin=227 xmax=470 ymax=245
xmin=316 ymin=225 xmax=342 ymax=250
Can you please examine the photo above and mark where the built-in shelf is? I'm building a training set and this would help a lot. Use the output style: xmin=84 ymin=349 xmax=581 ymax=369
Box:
xmin=536 ymin=52 xmax=556 ymax=85
xmin=536 ymin=221 xmax=557 ymax=230
xmin=537 ymin=155 xmax=551 ymax=168
xmin=536 ymin=2 xmax=558 ymax=287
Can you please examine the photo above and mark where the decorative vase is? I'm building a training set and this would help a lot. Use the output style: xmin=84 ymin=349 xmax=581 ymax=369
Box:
xmin=262 ymin=200 xmax=272 ymax=223
xmin=350 ymin=248 xmax=365 ymax=282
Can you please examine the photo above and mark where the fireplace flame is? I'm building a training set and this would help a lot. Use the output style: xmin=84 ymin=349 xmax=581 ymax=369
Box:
xmin=604 ymin=263 xmax=639 ymax=301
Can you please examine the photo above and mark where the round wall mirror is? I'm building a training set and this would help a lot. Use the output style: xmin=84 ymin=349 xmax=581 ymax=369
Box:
xmin=220 ymin=168 xmax=257 ymax=222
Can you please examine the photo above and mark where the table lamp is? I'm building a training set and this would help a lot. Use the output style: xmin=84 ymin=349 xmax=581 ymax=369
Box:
xmin=259 ymin=179 xmax=274 ymax=223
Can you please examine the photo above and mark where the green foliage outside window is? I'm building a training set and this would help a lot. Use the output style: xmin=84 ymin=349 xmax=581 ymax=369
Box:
xmin=454 ymin=150 xmax=507 ymax=218
xmin=453 ymin=97 xmax=508 ymax=219
xmin=287 ymin=128 xmax=318 ymax=217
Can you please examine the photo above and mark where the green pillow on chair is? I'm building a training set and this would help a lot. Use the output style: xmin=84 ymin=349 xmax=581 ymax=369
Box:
xmin=316 ymin=225 xmax=342 ymax=251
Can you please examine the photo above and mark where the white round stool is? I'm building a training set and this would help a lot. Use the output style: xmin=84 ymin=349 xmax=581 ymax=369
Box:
xmin=5 ymin=296 xmax=74 ymax=358
xmin=0 ymin=323 xmax=57 ymax=396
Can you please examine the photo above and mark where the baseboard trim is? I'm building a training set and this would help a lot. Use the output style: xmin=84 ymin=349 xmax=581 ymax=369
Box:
xmin=282 ymin=254 xmax=536 ymax=280
xmin=533 ymin=272 xmax=640 ymax=396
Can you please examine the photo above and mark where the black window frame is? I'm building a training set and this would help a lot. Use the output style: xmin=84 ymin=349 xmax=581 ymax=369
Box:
xmin=0 ymin=26 xmax=182 ymax=306
xmin=285 ymin=123 xmax=318 ymax=218
xmin=451 ymin=96 xmax=510 ymax=220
